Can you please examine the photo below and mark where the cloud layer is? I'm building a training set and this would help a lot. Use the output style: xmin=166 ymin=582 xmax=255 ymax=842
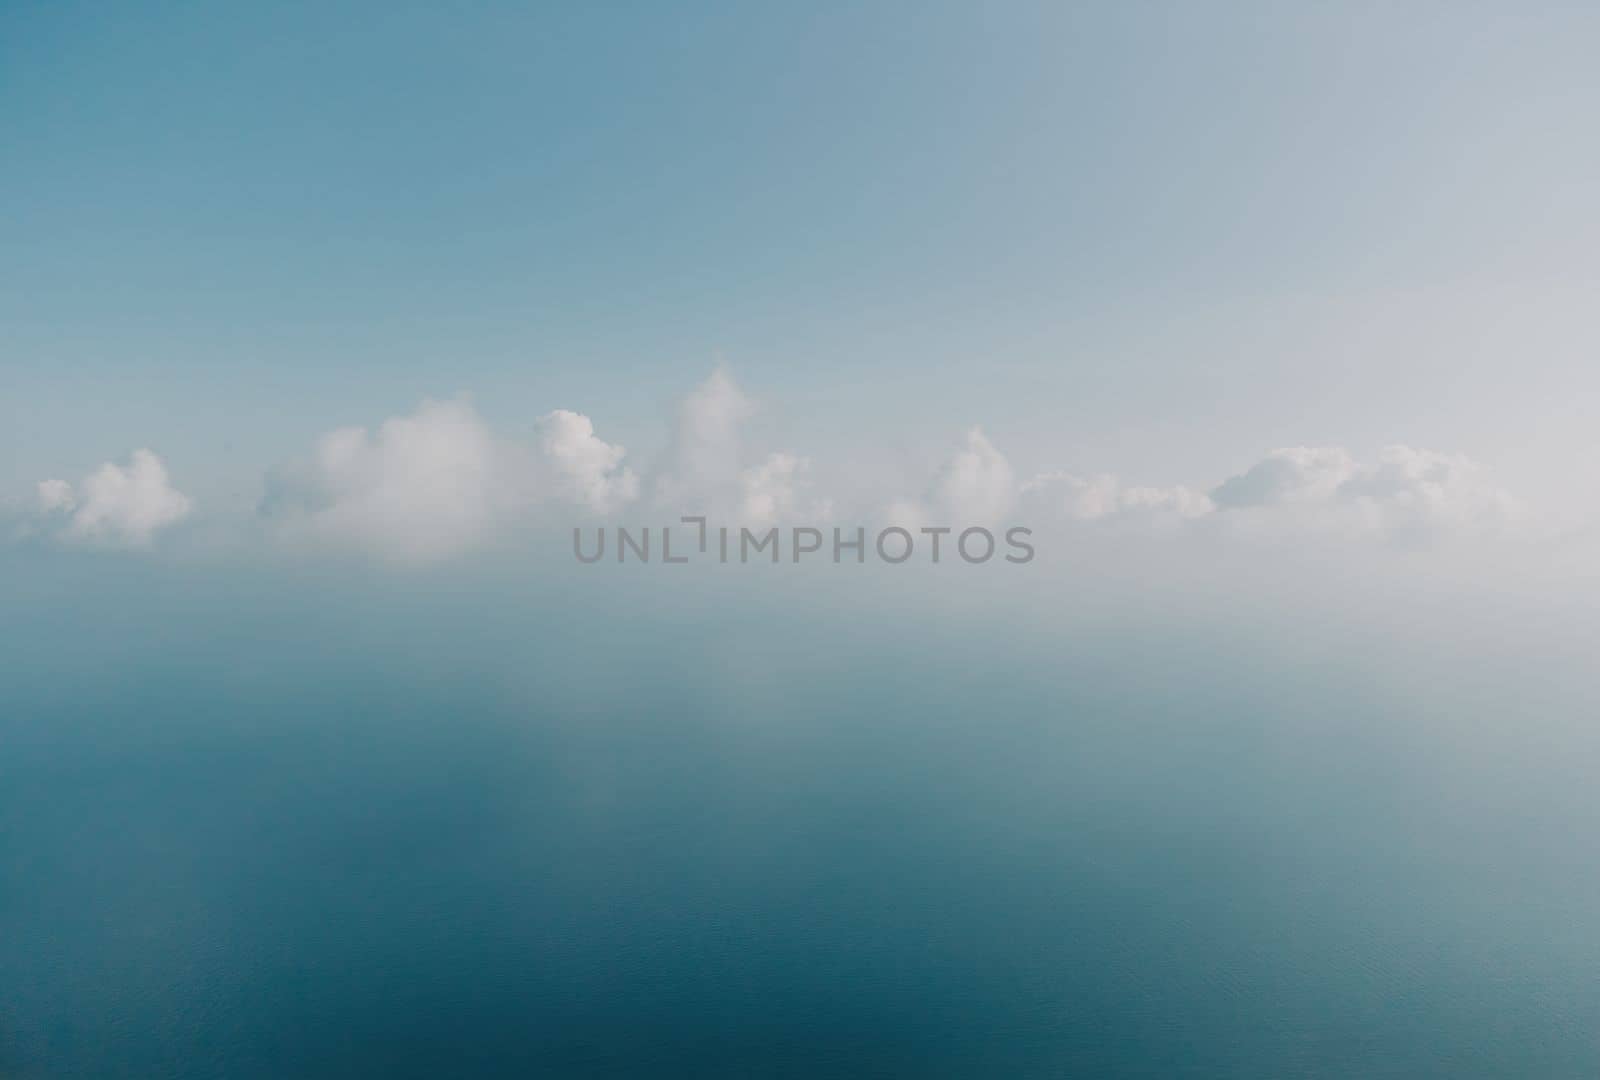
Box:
xmin=899 ymin=431 xmax=1514 ymax=542
xmin=251 ymin=371 xmax=826 ymax=563
xmin=19 ymin=370 xmax=1523 ymax=562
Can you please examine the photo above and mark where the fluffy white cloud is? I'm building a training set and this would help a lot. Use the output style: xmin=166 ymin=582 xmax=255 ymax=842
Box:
xmin=34 ymin=449 xmax=192 ymax=547
xmin=18 ymin=373 xmax=1521 ymax=564
xmin=1021 ymin=471 xmax=1212 ymax=524
xmin=536 ymin=409 xmax=639 ymax=514
xmin=888 ymin=430 xmax=1511 ymax=545
xmin=36 ymin=478 xmax=76 ymax=514
xmin=652 ymin=368 xmax=752 ymax=511
xmin=932 ymin=427 xmax=1016 ymax=524
xmin=1337 ymin=445 xmax=1519 ymax=535
xmin=261 ymin=398 xmax=502 ymax=564
xmin=1210 ymin=447 xmax=1356 ymax=509
xmin=738 ymin=452 xmax=831 ymax=527
xmin=650 ymin=369 xmax=827 ymax=523
xmin=889 ymin=427 xmax=1016 ymax=528
xmin=259 ymin=397 xmax=642 ymax=563
xmin=896 ymin=430 xmax=1207 ymax=532
xmin=1209 ymin=444 xmax=1516 ymax=539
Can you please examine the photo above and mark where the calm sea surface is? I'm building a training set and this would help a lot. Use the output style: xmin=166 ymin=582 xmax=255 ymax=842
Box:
xmin=4 ymin=555 xmax=1598 ymax=1076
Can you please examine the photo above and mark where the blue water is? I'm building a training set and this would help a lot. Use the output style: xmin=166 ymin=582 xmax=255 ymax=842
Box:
xmin=4 ymin=554 xmax=1598 ymax=1076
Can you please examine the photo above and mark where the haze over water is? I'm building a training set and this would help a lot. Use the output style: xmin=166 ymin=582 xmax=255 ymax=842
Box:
xmin=5 ymin=551 xmax=1598 ymax=1077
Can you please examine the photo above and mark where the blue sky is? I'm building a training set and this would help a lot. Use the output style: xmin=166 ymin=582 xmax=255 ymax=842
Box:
xmin=4 ymin=2 xmax=1598 ymax=542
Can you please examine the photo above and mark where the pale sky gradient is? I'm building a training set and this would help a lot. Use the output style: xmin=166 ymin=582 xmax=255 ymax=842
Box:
xmin=4 ymin=3 xmax=1598 ymax=527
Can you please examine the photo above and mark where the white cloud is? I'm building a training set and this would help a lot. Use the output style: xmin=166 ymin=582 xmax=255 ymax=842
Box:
xmin=1338 ymin=445 xmax=1519 ymax=535
xmin=36 ymin=478 xmax=76 ymax=514
xmin=261 ymin=397 xmax=504 ymax=564
xmin=932 ymin=427 xmax=1016 ymax=524
xmin=652 ymin=368 xmax=753 ymax=511
xmin=891 ymin=433 xmax=1512 ymax=545
xmin=650 ymin=369 xmax=826 ymax=523
xmin=1021 ymin=471 xmax=1212 ymax=524
xmin=1210 ymin=444 xmax=1517 ymax=539
xmin=33 ymin=449 xmax=192 ymax=547
xmin=896 ymin=431 xmax=1207 ymax=533
xmin=890 ymin=427 xmax=1016 ymax=528
xmin=738 ymin=451 xmax=832 ymax=527
xmin=536 ymin=409 xmax=639 ymax=515
xmin=18 ymin=374 xmax=1522 ymax=564
xmin=1210 ymin=447 xmax=1356 ymax=509
xmin=259 ymin=397 xmax=642 ymax=563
